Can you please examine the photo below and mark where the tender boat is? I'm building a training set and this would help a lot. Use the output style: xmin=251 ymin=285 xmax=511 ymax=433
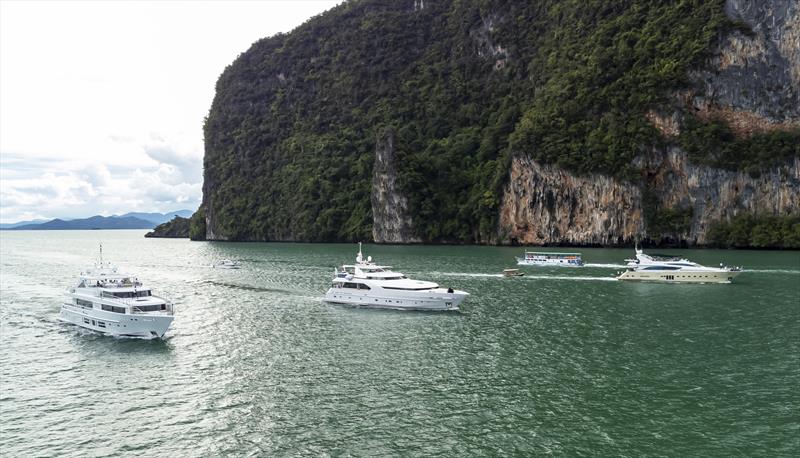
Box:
xmin=517 ymin=251 xmax=584 ymax=267
xmin=503 ymin=268 xmax=524 ymax=277
xmin=616 ymin=247 xmax=742 ymax=283
xmin=323 ymin=243 xmax=468 ymax=311
xmin=215 ymin=259 xmax=241 ymax=269
xmin=59 ymin=247 xmax=174 ymax=338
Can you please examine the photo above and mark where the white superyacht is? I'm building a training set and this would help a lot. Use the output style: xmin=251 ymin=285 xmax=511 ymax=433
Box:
xmin=616 ymin=247 xmax=742 ymax=283
xmin=60 ymin=247 xmax=174 ymax=338
xmin=324 ymin=244 xmax=468 ymax=311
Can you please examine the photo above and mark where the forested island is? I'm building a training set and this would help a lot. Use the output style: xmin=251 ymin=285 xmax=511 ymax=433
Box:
xmin=192 ymin=0 xmax=799 ymax=248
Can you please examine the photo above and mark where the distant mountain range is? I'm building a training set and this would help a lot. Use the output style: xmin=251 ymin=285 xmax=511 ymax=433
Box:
xmin=1 ymin=210 xmax=193 ymax=230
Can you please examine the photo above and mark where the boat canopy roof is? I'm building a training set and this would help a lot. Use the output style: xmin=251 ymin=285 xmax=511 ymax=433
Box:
xmin=524 ymin=251 xmax=582 ymax=256
xmin=78 ymin=262 xmax=142 ymax=288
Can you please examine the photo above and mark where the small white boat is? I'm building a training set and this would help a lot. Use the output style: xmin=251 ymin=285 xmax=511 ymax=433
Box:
xmin=323 ymin=243 xmax=468 ymax=311
xmin=59 ymin=246 xmax=174 ymax=338
xmin=517 ymin=251 xmax=584 ymax=267
xmin=214 ymin=259 xmax=241 ymax=269
xmin=503 ymin=268 xmax=524 ymax=277
xmin=616 ymin=247 xmax=742 ymax=283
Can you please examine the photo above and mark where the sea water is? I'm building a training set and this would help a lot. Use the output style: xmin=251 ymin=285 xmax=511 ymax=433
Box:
xmin=1 ymin=230 xmax=798 ymax=455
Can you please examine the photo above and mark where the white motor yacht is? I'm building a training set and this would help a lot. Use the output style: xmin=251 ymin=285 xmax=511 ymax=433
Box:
xmin=60 ymin=248 xmax=174 ymax=338
xmin=323 ymin=244 xmax=468 ymax=311
xmin=616 ymin=247 xmax=742 ymax=283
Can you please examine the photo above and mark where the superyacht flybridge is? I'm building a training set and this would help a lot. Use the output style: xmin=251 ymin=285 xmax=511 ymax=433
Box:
xmin=324 ymin=243 xmax=468 ymax=311
xmin=60 ymin=246 xmax=174 ymax=338
xmin=616 ymin=247 xmax=742 ymax=283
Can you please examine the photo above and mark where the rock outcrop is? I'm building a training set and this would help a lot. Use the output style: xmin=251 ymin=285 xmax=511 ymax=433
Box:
xmin=144 ymin=217 xmax=191 ymax=238
xmin=500 ymin=156 xmax=643 ymax=245
xmin=500 ymin=153 xmax=800 ymax=245
xmin=371 ymin=128 xmax=420 ymax=243
xmin=687 ymin=0 xmax=800 ymax=132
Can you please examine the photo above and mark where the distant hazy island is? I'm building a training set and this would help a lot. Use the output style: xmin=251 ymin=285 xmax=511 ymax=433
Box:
xmin=1 ymin=211 xmax=193 ymax=231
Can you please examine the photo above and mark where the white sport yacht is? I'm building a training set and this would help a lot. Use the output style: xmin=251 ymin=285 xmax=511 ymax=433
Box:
xmin=616 ymin=247 xmax=742 ymax=283
xmin=323 ymin=244 xmax=468 ymax=311
xmin=60 ymin=247 xmax=174 ymax=338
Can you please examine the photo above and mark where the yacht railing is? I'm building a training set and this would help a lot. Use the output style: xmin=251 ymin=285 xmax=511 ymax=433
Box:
xmin=131 ymin=303 xmax=174 ymax=315
xmin=98 ymin=290 xmax=174 ymax=315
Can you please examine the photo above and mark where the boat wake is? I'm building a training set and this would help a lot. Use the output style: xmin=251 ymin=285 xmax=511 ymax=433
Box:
xmin=584 ymin=263 xmax=628 ymax=268
xmin=745 ymin=269 xmax=800 ymax=274
xmin=435 ymin=272 xmax=618 ymax=282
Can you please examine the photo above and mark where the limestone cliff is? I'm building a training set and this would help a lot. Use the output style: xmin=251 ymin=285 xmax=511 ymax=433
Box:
xmin=500 ymin=153 xmax=799 ymax=245
xmin=198 ymin=0 xmax=798 ymax=246
xmin=371 ymin=128 xmax=420 ymax=243
xmin=686 ymin=0 xmax=799 ymax=133
xmin=501 ymin=0 xmax=799 ymax=246
xmin=500 ymin=157 xmax=643 ymax=245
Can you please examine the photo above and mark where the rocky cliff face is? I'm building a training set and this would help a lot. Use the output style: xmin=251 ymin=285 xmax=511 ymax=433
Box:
xmin=501 ymin=0 xmax=799 ymax=246
xmin=371 ymin=128 xmax=420 ymax=243
xmin=500 ymin=157 xmax=644 ymax=245
xmin=687 ymin=0 xmax=799 ymax=133
xmin=500 ymin=153 xmax=800 ymax=245
xmin=644 ymin=151 xmax=800 ymax=243
xmin=199 ymin=0 xmax=798 ymax=245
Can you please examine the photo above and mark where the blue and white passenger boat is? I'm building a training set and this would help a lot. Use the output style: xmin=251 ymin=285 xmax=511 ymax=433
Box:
xmin=516 ymin=251 xmax=584 ymax=267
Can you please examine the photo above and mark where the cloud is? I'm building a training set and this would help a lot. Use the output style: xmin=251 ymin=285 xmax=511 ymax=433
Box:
xmin=0 ymin=137 xmax=203 ymax=223
xmin=144 ymin=140 xmax=203 ymax=185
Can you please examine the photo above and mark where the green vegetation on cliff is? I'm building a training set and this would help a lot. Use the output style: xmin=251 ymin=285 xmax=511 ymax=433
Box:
xmin=144 ymin=217 xmax=190 ymax=238
xmin=707 ymin=214 xmax=800 ymax=249
xmin=202 ymin=0 xmax=796 ymax=243
xmin=189 ymin=208 xmax=206 ymax=241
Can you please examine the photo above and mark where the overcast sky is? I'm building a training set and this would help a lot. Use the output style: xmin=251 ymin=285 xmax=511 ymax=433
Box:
xmin=0 ymin=0 xmax=342 ymax=223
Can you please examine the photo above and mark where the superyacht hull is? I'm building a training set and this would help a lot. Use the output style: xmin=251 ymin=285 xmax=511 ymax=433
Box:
xmin=617 ymin=270 xmax=741 ymax=284
xmin=323 ymin=289 xmax=465 ymax=311
xmin=59 ymin=304 xmax=173 ymax=338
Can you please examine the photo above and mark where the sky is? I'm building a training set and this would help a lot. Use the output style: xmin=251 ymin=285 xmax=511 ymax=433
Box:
xmin=0 ymin=0 xmax=342 ymax=224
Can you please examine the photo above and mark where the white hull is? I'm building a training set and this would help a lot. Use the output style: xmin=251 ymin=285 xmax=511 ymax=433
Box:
xmin=59 ymin=304 xmax=173 ymax=339
xmin=617 ymin=270 xmax=741 ymax=284
xmin=324 ymin=288 xmax=466 ymax=311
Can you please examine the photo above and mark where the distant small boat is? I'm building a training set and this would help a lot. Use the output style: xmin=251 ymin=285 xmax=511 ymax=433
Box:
xmin=517 ymin=251 xmax=584 ymax=267
xmin=214 ymin=259 xmax=241 ymax=269
xmin=503 ymin=269 xmax=524 ymax=277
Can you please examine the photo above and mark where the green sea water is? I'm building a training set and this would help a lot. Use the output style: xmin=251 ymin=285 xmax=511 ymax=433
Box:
xmin=1 ymin=230 xmax=798 ymax=456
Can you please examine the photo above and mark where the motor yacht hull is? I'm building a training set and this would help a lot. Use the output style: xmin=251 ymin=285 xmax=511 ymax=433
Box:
xmin=323 ymin=288 xmax=466 ymax=311
xmin=59 ymin=303 xmax=173 ymax=338
xmin=617 ymin=269 xmax=741 ymax=283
